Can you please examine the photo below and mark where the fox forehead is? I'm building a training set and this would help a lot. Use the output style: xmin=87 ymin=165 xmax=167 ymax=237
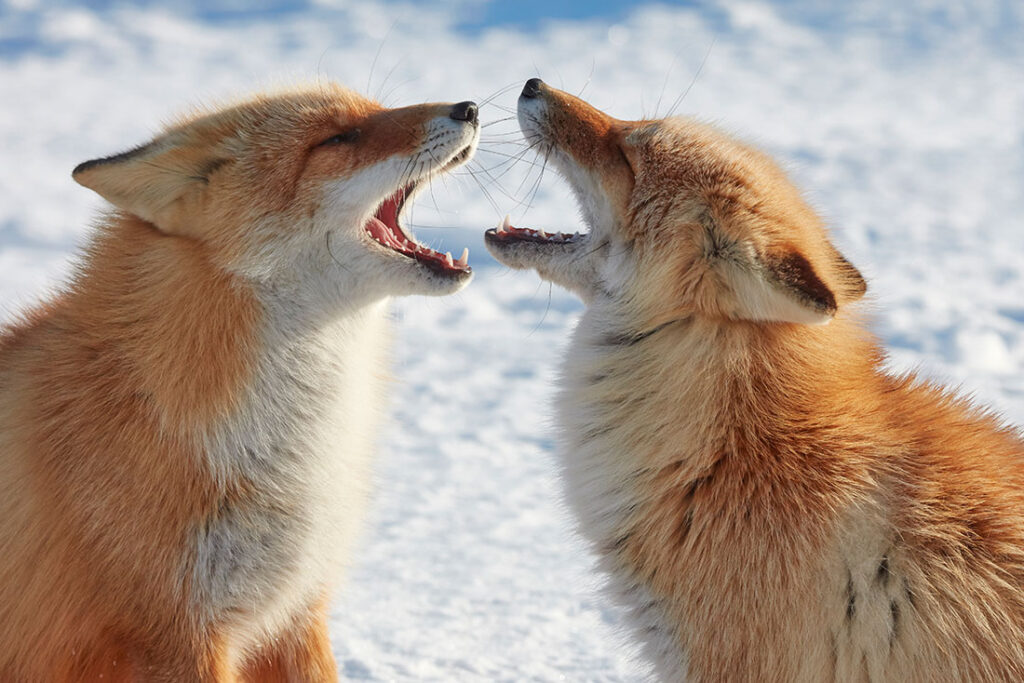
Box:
xmin=627 ymin=118 xmax=822 ymax=238
xmin=73 ymin=84 xmax=384 ymax=183
xmin=629 ymin=119 xmax=783 ymax=193
xmin=162 ymin=84 xmax=381 ymax=151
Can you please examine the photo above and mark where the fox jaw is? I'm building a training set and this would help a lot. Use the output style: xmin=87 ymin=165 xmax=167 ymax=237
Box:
xmin=486 ymin=78 xmax=865 ymax=328
xmin=74 ymin=84 xmax=479 ymax=307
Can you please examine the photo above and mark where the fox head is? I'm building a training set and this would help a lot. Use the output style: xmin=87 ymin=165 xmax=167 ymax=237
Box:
xmin=74 ymin=83 xmax=479 ymax=300
xmin=487 ymin=78 xmax=865 ymax=328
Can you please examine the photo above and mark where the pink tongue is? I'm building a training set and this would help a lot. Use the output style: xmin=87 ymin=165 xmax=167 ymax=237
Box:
xmin=366 ymin=216 xmax=404 ymax=249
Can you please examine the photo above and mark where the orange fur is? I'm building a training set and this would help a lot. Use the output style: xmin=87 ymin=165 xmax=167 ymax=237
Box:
xmin=0 ymin=83 xmax=478 ymax=681
xmin=488 ymin=80 xmax=1024 ymax=680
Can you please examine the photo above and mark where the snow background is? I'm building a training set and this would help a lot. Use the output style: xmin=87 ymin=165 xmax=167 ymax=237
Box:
xmin=1 ymin=0 xmax=1022 ymax=679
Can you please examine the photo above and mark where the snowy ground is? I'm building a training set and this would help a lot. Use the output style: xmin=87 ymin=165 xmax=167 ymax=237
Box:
xmin=1 ymin=1 xmax=1023 ymax=680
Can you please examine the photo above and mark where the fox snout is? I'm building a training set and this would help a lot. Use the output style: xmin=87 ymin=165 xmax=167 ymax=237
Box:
xmin=517 ymin=77 xmax=634 ymax=165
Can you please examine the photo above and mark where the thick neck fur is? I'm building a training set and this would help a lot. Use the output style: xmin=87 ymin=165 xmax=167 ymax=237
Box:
xmin=559 ymin=303 xmax=884 ymax=679
xmin=55 ymin=214 xmax=263 ymax=440
xmin=48 ymin=214 xmax=388 ymax=443
xmin=560 ymin=296 xmax=1024 ymax=681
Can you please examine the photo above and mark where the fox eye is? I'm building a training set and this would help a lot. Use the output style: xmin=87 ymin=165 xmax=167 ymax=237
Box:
xmin=317 ymin=128 xmax=361 ymax=146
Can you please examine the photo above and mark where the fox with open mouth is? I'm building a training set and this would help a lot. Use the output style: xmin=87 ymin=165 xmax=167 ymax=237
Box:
xmin=487 ymin=78 xmax=1024 ymax=681
xmin=0 ymin=83 xmax=477 ymax=681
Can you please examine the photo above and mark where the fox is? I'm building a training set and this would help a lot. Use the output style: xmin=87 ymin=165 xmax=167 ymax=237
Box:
xmin=486 ymin=77 xmax=1024 ymax=682
xmin=0 ymin=83 xmax=479 ymax=682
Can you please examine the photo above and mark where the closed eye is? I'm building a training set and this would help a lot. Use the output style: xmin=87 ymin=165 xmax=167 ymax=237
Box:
xmin=317 ymin=128 xmax=361 ymax=146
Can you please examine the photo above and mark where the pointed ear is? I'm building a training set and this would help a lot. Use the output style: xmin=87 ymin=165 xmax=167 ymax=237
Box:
xmin=724 ymin=245 xmax=839 ymax=325
xmin=826 ymin=240 xmax=867 ymax=303
xmin=72 ymin=132 xmax=224 ymax=236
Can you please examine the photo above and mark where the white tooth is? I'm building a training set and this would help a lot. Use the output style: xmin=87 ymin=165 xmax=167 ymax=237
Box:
xmin=502 ymin=214 xmax=512 ymax=231
xmin=444 ymin=251 xmax=454 ymax=267
xmin=539 ymin=230 xmax=550 ymax=238
xmin=457 ymin=247 xmax=469 ymax=266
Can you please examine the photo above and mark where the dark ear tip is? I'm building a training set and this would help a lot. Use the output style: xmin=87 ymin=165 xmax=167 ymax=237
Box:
xmin=850 ymin=273 xmax=867 ymax=298
xmin=72 ymin=159 xmax=97 ymax=178
xmin=829 ymin=246 xmax=867 ymax=301
xmin=72 ymin=141 xmax=154 ymax=180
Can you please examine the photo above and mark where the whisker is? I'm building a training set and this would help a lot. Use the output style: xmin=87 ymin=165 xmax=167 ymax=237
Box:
xmin=366 ymin=22 xmax=398 ymax=96
xmin=486 ymin=103 xmax=517 ymax=114
xmin=527 ymin=282 xmax=554 ymax=337
xmin=462 ymin=163 xmax=523 ymax=203
xmin=654 ymin=51 xmax=682 ymax=118
xmin=463 ymin=164 xmax=504 ymax=215
xmin=513 ymin=140 xmax=549 ymax=197
xmin=375 ymin=56 xmax=406 ymax=103
xmin=666 ymin=38 xmax=716 ymax=117
xmin=381 ymin=76 xmax=416 ymax=107
xmin=578 ymin=58 xmax=596 ymax=97
xmin=477 ymin=81 xmax=524 ymax=108
xmin=520 ymin=149 xmax=550 ymax=213
xmin=481 ymin=116 xmax=516 ymax=128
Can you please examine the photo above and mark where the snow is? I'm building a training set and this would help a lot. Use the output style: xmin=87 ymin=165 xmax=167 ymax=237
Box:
xmin=1 ymin=0 xmax=1022 ymax=679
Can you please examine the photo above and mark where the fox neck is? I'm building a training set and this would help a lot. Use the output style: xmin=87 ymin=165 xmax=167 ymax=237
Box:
xmin=69 ymin=214 xmax=389 ymax=446
xmin=558 ymin=304 xmax=877 ymax=532
xmin=558 ymin=305 xmax=879 ymax=673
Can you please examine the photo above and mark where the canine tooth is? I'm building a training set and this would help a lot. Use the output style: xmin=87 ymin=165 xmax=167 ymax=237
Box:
xmin=539 ymin=230 xmax=550 ymax=238
xmin=502 ymin=214 xmax=512 ymax=232
xmin=457 ymin=247 xmax=469 ymax=266
xmin=444 ymin=251 xmax=454 ymax=267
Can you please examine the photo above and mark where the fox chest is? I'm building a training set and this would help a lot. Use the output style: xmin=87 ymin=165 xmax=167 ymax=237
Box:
xmin=191 ymin=314 xmax=387 ymax=643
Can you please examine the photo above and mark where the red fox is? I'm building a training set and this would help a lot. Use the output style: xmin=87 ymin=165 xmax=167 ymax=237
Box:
xmin=0 ymin=83 xmax=478 ymax=682
xmin=486 ymin=78 xmax=1024 ymax=681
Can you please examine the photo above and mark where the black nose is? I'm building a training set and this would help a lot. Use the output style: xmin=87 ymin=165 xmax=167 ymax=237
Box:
xmin=521 ymin=78 xmax=543 ymax=99
xmin=449 ymin=101 xmax=478 ymax=124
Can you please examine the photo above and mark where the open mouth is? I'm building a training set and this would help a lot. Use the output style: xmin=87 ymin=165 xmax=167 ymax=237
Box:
xmin=364 ymin=164 xmax=473 ymax=277
xmin=484 ymin=214 xmax=583 ymax=245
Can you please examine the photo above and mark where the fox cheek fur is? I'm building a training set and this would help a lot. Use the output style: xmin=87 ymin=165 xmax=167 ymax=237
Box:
xmin=0 ymin=83 xmax=478 ymax=681
xmin=487 ymin=78 xmax=1024 ymax=682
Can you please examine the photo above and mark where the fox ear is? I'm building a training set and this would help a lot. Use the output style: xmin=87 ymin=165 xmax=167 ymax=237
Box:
xmin=827 ymin=240 xmax=867 ymax=303
xmin=723 ymin=244 xmax=840 ymax=325
xmin=72 ymin=133 xmax=220 ymax=236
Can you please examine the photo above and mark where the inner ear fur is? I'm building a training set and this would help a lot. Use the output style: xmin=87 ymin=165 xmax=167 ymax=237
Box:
xmin=762 ymin=248 xmax=837 ymax=316
xmin=719 ymin=234 xmax=867 ymax=326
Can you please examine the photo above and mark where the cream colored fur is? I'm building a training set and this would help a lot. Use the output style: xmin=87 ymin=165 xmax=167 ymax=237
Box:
xmin=487 ymin=79 xmax=1024 ymax=682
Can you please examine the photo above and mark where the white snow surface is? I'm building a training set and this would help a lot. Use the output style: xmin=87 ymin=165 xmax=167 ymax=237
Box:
xmin=1 ymin=0 xmax=1023 ymax=680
